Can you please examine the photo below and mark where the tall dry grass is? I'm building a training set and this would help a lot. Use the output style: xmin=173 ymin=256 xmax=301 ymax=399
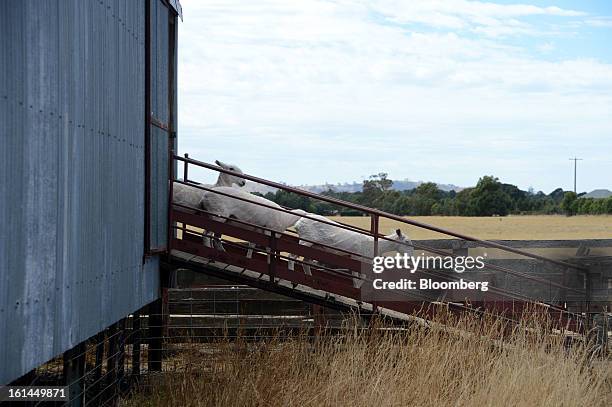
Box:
xmin=123 ymin=312 xmax=611 ymax=407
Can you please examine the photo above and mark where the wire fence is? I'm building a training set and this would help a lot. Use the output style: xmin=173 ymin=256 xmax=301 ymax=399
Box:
xmin=7 ymin=282 xmax=361 ymax=406
xmin=8 ymin=280 xmax=610 ymax=406
xmin=9 ymin=304 xmax=155 ymax=406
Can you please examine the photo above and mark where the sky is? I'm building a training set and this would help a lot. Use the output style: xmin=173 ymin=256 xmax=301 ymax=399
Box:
xmin=177 ymin=0 xmax=612 ymax=193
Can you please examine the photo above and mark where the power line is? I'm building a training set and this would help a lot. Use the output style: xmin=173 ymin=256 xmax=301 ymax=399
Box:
xmin=568 ymin=157 xmax=583 ymax=193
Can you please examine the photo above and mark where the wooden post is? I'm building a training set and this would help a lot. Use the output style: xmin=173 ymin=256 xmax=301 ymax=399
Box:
xmin=370 ymin=214 xmax=379 ymax=316
xmin=268 ymin=233 xmax=278 ymax=283
xmin=183 ymin=153 xmax=189 ymax=181
xmin=148 ymin=299 xmax=163 ymax=372
xmin=91 ymin=332 xmax=105 ymax=403
xmin=63 ymin=342 xmax=86 ymax=407
xmin=161 ymin=263 xmax=173 ymax=341
xmin=132 ymin=310 xmax=141 ymax=379
xmin=312 ymin=304 xmax=327 ymax=338
xmin=106 ymin=323 xmax=118 ymax=403
xmin=117 ymin=319 xmax=126 ymax=391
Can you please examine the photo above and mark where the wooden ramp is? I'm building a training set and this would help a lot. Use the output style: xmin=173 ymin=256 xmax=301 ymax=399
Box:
xmin=165 ymin=155 xmax=591 ymax=331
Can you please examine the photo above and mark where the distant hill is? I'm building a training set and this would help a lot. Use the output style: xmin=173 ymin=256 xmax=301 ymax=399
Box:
xmin=244 ymin=179 xmax=463 ymax=195
xmin=583 ymin=189 xmax=612 ymax=199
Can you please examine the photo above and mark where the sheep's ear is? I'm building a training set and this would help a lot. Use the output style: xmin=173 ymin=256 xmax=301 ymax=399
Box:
xmin=216 ymin=159 xmax=230 ymax=169
xmin=396 ymin=229 xmax=402 ymax=237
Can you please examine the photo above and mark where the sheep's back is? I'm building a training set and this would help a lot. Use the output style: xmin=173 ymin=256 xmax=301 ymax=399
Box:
xmin=296 ymin=215 xmax=374 ymax=256
xmin=173 ymin=183 xmax=207 ymax=209
xmin=202 ymin=187 xmax=298 ymax=232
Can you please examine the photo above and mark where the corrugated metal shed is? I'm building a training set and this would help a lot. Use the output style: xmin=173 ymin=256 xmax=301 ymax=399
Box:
xmin=149 ymin=0 xmax=172 ymax=250
xmin=0 ymin=0 xmax=178 ymax=384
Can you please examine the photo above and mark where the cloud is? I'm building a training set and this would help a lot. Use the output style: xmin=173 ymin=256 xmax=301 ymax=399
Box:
xmin=177 ymin=0 xmax=612 ymax=191
xmin=537 ymin=42 xmax=555 ymax=53
xmin=367 ymin=0 xmax=586 ymax=37
xmin=584 ymin=17 xmax=612 ymax=28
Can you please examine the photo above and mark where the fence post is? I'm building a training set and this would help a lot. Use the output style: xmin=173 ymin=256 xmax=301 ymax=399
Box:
xmin=268 ymin=233 xmax=278 ymax=284
xmin=63 ymin=341 xmax=86 ymax=407
xmin=180 ymin=153 xmax=189 ymax=239
xmin=370 ymin=214 xmax=379 ymax=257
xmin=117 ymin=319 xmax=126 ymax=392
xmin=312 ymin=304 xmax=327 ymax=338
xmin=183 ymin=153 xmax=189 ymax=181
xmin=148 ymin=299 xmax=163 ymax=372
xmin=106 ymin=323 xmax=118 ymax=403
xmin=91 ymin=332 xmax=105 ymax=405
xmin=132 ymin=310 xmax=141 ymax=379
xmin=370 ymin=214 xmax=379 ymax=315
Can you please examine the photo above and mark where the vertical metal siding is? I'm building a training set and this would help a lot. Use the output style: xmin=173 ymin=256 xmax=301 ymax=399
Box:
xmin=148 ymin=0 xmax=170 ymax=250
xmin=172 ymin=15 xmax=179 ymax=188
xmin=151 ymin=126 xmax=169 ymax=249
xmin=0 ymin=0 xmax=170 ymax=384
xmin=151 ymin=0 xmax=170 ymax=125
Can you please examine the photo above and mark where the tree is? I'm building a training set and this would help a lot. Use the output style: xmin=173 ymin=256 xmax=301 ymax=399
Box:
xmin=260 ymin=173 xmax=594 ymax=217
xmin=379 ymin=190 xmax=401 ymax=213
xmin=266 ymin=190 xmax=314 ymax=212
xmin=470 ymin=176 xmax=513 ymax=216
xmin=560 ymin=191 xmax=577 ymax=216
xmin=606 ymin=197 xmax=612 ymax=214
xmin=432 ymin=198 xmax=455 ymax=215
xmin=361 ymin=173 xmax=392 ymax=208
xmin=411 ymin=182 xmax=441 ymax=215
xmin=501 ymin=183 xmax=528 ymax=213
xmin=414 ymin=182 xmax=442 ymax=200
xmin=549 ymin=188 xmax=566 ymax=203
xmin=454 ymin=188 xmax=476 ymax=216
xmin=392 ymin=196 xmax=413 ymax=215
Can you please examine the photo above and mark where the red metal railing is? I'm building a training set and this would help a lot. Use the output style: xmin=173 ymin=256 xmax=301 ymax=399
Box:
xmin=168 ymin=154 xmax=590 ymax=328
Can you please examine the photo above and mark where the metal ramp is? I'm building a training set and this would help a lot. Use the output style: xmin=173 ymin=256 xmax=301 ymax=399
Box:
xmin=166 ymin=155 xmax=591 ymax=330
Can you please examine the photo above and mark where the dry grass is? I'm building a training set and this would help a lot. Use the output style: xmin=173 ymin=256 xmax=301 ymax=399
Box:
xmin=122 ymin=313 xmax=611 ymax=407
xmin=331 ymin=215 xmax=612 ymax=240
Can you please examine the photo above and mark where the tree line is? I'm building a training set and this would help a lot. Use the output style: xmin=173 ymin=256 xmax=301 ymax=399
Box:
xmin=258 ymin=173 xmax=612 ymax=216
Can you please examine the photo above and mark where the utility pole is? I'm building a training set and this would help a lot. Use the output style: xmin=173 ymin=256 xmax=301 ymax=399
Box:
xmin=569 ymin=157 xmax=583 ymax=193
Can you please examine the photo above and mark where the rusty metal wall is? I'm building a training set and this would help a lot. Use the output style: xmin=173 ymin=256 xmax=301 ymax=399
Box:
xmin=0 ymin=0 xmax=179 ymax=384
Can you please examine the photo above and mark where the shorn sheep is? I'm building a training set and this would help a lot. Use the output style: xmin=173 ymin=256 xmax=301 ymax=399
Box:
xmin=201 ymin=186 xmax=306 ymax=257
xmin=289 ymin=213 xmax=413 ymax=287
xmin=173 ymin=160 xmax=246 ymax=210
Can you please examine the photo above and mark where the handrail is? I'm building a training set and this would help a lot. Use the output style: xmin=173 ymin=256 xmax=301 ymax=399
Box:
xmin=171 ymin=173 xmax=586 ymax=296
xmin=174 ymin=155 xmax=587 ymax=272
xmin=170 ymin=155 xmax=584 ymax=326
xmin=171 ymin=213 xmax=576 ymax=313
xmin=172 ymin=200 xmax=370 ymax=260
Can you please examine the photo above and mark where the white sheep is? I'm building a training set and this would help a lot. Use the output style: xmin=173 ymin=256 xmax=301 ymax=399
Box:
xmin=289 ymin=213 xmax=413 ymax=287
xmin=172 ymin=160 xmax=246 ymax=210
xmin=201 ymin=186 xmax=306 ymax=257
